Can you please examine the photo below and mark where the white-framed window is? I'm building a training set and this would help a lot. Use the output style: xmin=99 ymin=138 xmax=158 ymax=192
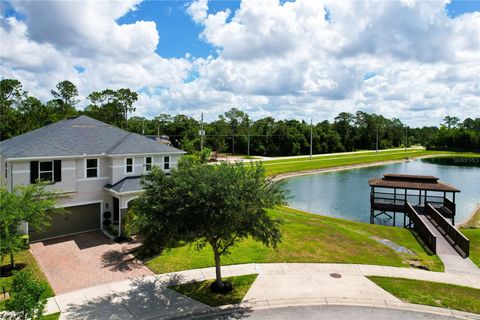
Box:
xmin=4 ymin=162 xmax=7 ymax=178
xmin=164 ymin=156 xmax=170 ymax=170
xmin=39 ymin=160 xmax=54 ymax=182
xmin=145 ymin=156 xmax=152 ymax=172
xmin=125 ymin=157 xmax=134 ymax=173
xmin=86 ymin=158 xmax=98 ymax=178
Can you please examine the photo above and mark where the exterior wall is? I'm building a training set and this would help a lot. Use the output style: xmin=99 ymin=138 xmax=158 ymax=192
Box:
xmin=7 ymin=152 xmax=182 ymax=237
xmin=10 ymin=159 xmax=77 ymax=193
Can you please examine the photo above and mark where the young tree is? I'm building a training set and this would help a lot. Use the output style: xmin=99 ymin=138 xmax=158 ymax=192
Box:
xmin=134 ymin=162 xmax=287 ymax=292
xmin=0 ymin=182 xmax=62 ymax=269
xmin=6 ymin=269 xmax=47 ymax=320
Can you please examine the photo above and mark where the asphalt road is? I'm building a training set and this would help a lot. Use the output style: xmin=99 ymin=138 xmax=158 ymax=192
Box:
xmin=194 ymin=305 xmax=457 ymax=320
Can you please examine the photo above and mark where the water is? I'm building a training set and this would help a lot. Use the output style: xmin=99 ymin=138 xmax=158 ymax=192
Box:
xmin=283 ymin=157 xmax=480 ymax=225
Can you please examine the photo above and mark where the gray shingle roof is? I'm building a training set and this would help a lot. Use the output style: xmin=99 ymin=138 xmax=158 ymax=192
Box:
xmin=0 ymin=116 xmax=185 ymax=159
xmin=104 ymin=176 xmax=143 ymax=194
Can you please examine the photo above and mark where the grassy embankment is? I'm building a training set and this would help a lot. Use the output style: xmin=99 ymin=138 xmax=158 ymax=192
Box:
xmin=461 ymin=205 xmax=480 ymax=268
xmin=368 ymin=276 xmax=480 ymax=314
xmin=169 ymin=274 xmax=257 ymax=307
xmin=146 ymin=207 xmax=443 ymax=274
xmin=0 ymin=249 xmax=54 ymax=311
xmin=258 ymin=149 xmax=479 ymax=176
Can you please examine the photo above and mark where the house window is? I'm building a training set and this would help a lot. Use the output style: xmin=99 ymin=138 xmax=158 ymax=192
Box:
xmin=4 ymin=162 xmax=7 ymax=178
xmin=164 ymin=156 xmax=170 ymax=170
xmin=86 ymin=159 xmax=98 ymax=178
xmin=39 ymin=161 xmax=54 ymax=182
xmin=145 ymin=157 xmax=152 ymax=172
xmin=126 ymin=158 xmax=134 ymax=173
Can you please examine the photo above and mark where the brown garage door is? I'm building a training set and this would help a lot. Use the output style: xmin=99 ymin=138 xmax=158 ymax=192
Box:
xmin=29 ymin=203 xmax=101 ymax=241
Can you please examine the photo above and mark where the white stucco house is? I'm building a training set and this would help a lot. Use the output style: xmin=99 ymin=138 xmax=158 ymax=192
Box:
xmin=0 ymin=115 xmax=185 ymax=241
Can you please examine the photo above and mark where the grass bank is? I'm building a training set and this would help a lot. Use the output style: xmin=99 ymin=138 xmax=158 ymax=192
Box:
xmin=460 ymin=205 xmax=480 ymax=268
xmin=145 ymin=207 xmax=443 ymax=274
xmin=461 ymin=229 xmax=480 ymax=268
xmin=0 ymin=249 xmax=54 ymax=311
xmin=169 ymin=274 xmax=257 ymax=307
xmin=368 ymin=276 xmax=480 ymax=314
xmin=258 ymin=149 xmax=479 ymax=176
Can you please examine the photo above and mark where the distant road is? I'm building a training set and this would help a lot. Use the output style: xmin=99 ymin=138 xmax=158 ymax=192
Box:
xmin=194 ymin=305 xmax=456 ymax=320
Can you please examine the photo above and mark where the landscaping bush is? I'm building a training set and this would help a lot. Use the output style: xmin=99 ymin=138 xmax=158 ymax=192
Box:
xmin=6 ymin=269 xmax=46 ymax=320
xmin=122 ymin=209 xmax=137 ymax=238
xmin=0 ymin=310 xmax=22 ymax=320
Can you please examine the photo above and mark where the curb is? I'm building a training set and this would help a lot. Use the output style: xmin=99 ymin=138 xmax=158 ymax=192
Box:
xmin=149 ymin=298 xmax=480 ymax=320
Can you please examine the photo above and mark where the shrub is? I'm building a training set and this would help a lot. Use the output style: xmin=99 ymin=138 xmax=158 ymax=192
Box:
xmin=6 ymin=269 xmax=46 ymax=320
xmin=0 ymin=311 xmax=22 ymax=320
xmin=122 ymin=208 xmax=137 ymax=238
xmin=103 ymin=211 xmax=112 ymax=219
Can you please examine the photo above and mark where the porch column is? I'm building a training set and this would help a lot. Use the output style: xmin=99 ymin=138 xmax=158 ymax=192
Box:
xmin=118 ymin=200 xmax=122 ymax=237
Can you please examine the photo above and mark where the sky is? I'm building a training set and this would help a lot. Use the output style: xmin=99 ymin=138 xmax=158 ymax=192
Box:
xmin=0 ymin=0 xmax=479 ymax=126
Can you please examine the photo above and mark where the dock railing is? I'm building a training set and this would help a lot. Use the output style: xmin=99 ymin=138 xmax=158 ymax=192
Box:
xmin=405 ymin=202 xmax=437 ymax=253
xmin=443 ymin=197 xmax=456 ymax=216
xmin=426 ymin=203 xmax=469 ymax=258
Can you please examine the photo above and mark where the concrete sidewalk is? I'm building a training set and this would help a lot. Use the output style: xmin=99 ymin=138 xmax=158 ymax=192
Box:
xmin=45 ymin=263 xmax=480 ymax=319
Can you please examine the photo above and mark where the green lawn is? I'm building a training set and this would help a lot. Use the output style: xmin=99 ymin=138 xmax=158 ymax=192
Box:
xmin=42 ymin=313 xmax=60 ymax=320
xmin=258 ymin=149 xmax=479 ymax=176
xmin=169 ymin=274 xmax=257 ymax=307
xmin=368 ymin=276 xmax=480 ymax=314
xmin=146 ymin=207 xmax=443 ymax=274
xmin=461 ymin=229 xmax=480 ymax=268
xmin=0 ymin=249 xmax=54 ymax=311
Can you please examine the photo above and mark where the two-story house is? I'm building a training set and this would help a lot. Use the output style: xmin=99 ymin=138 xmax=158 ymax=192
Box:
xmin=0 ymin=115 xmax=185 ymax=241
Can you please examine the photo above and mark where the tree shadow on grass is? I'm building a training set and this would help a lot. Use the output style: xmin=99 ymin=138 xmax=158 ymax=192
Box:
xmin=60 ymin=274 xmax=253 ymax=320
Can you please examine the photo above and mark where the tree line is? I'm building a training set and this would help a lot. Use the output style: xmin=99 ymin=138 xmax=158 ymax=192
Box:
xmin=1 ymin=78 xmax=479 ymax=155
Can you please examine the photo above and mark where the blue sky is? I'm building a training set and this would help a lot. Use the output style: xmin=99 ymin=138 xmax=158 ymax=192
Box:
xmin=112 ymin=0 xmax=479 ymax=59
xmin=117 ymin=0 xmax=240 ymax=59
xmin=1 ymin=0 xmax=479 ymax=125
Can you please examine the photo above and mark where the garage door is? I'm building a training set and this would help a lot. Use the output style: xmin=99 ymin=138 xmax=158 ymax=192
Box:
xmin=29 ymin=203 xmax=101 ymax=241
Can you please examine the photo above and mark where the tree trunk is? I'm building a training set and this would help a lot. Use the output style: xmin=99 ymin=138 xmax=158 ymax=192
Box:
xmin=10 ymin=252 xmax=15 ymax=269
xmin=213 ymin=249 xmax=223 ymax=288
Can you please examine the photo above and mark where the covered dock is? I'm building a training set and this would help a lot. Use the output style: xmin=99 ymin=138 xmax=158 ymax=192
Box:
xmin=369 ymin=174 xmax=470 ymax=259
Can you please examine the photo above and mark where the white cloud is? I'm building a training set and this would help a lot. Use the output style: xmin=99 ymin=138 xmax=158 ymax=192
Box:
xmin=1 ymin=0 xmax=479 ymax=126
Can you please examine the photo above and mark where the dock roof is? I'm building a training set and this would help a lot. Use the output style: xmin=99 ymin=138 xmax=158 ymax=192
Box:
xmin=369 ymin=173 xmax=460 ymax=192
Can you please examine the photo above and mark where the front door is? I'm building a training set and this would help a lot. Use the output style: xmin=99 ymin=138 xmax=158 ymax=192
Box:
xmin=113 ymin=197 xmax=120 ymax=224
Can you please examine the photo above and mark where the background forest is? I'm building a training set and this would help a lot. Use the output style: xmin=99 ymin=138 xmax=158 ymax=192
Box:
xmin=1 ymin=79 xmax=479 ymax=156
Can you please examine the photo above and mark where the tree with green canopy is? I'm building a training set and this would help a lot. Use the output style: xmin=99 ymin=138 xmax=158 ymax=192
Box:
xmin=6 ymin=269 xmax=47 ymax=320
xmin=0 ymin=182 xmax=63 ymax=269
xmin=133 ymin=161 xmax=287 ymax=293
xmin=49 ymin=80 xmax=80 ymax=120
xmin=84 ymin=88 xmax=138 ymax=129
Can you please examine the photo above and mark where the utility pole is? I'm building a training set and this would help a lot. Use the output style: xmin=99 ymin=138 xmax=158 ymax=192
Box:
xmin=157 ymin=125 xmax=159 ymax=139
xmin=405 ymin=125 xmax=408 ymax=152
xmin=310 ymin=118 xmax=313 ymax=160
xmin=247 ymin=118 xmax=251 ymax=158
xmin=142 ymin=119 xmax=145 ymax=135
xmin=200 ymin=112 xmax=204 ymax=151
xmin=376 ymin=127 xmax=379 ymax=153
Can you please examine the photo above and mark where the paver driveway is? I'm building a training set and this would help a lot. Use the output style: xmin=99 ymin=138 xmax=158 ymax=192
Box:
xmin=30 ymin=231 xmax=153 ymax=294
